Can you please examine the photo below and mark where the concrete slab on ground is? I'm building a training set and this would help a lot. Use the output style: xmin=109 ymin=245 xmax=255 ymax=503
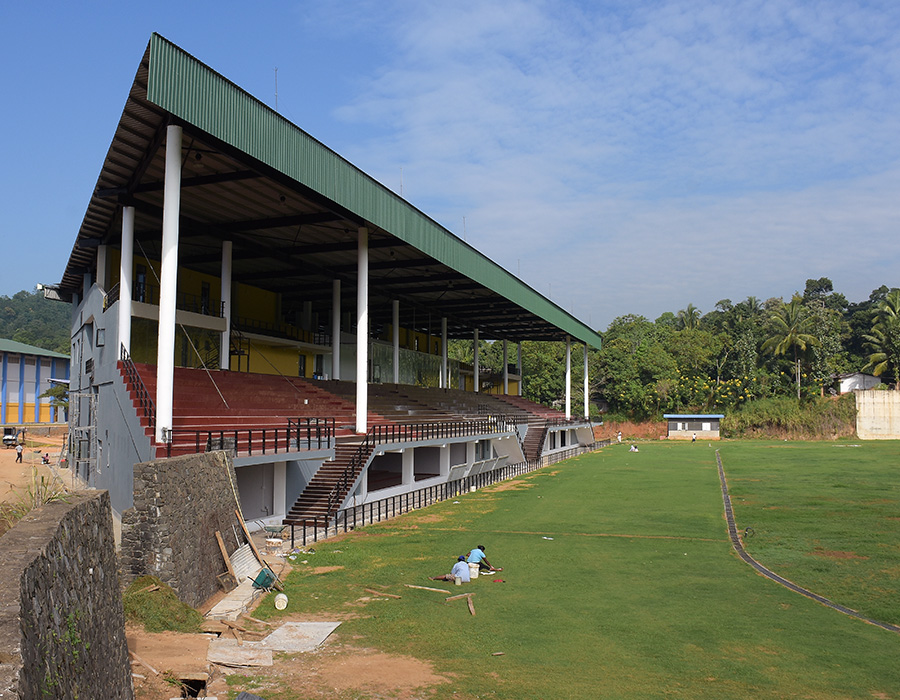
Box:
xmin=261 ymin=622 xmax=341 ymax=652
xmin=207 ymin=639 xmax=273 ymax=667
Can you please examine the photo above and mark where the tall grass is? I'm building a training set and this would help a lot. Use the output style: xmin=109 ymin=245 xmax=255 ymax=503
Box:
xmin=0 ymin=468 xmax=68 ymax=537
xmin=722 ymin=394 xmax=856 ymax=439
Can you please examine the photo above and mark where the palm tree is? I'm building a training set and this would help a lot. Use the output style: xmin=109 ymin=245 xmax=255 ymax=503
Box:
xmin=677 ymin=303 xmax=701 ymax=331
xmin=863 ymin=290 xmax=900 ymax=389
xmin=762 ymin=296 xmax=817 ymax=399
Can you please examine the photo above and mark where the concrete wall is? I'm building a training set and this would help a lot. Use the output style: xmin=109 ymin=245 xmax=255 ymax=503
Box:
xmin=120 ymin=450 xmax=243 ymax=608
xmin=856 ymin=389 xmax=900 ymax=439
xmin=0 ymin=491 xmax=133 ymax=700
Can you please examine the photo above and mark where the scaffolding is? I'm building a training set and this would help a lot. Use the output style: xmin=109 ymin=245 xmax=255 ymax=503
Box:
xmin=68 ymin=391 xmax=98 ymax=484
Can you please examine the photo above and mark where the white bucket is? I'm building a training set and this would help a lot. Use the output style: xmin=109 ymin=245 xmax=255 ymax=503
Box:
xmin=274 ymin=593 xmax=288 ymax=610
xmin=468 ymin=562 xmax=479 ymax=579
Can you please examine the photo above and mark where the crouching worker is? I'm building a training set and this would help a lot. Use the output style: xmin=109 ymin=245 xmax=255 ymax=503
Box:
xmin=430 ymin=555 xmax=471 ymax=583
xmin=467 ymin=545 xmax=502 ymax=572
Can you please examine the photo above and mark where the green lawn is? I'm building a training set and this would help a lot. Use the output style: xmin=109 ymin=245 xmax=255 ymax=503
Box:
xmin=247 ymin=441 xmax=900 ymax=700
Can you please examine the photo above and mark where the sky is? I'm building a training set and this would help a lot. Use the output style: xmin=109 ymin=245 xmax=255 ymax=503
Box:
xmin=2 ymin=0 xmax=899 ymax=332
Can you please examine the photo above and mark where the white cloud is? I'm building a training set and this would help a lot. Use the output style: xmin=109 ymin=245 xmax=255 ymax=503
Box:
xmin=327 ymin=0 xmax=900 ymax=330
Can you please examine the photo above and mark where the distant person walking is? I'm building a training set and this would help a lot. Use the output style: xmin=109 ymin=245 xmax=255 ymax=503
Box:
xmin=15 ymin=443 xmax=23 ymax=463
xmin=692 ymin=432 xmax=697 ymax=443
xmin=617 ymin=431 xmax=622 ymax=444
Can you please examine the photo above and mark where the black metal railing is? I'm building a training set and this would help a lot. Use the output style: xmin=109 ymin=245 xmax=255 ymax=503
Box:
xmin=370 ymin=417 xmax=516 ymax=444
xmin=103 ymin=283 xmax=120 ymax=311
xmin=286 ymin=440 xmax=611 ymax=547
xmin=321 ymin=416 xmax=519 ymax=518
xmin=120 ymin=344 xmax=155 ymax=434
xmin=132 ymin=283 xmax=225 ymax=318
xmin=232 ymin=316 xmax=330 ymax=347
xmin=165 ymin=417 xmax=335 ymax=458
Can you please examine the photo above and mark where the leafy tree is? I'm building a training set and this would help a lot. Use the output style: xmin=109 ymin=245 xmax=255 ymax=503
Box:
xmin=762 ymin=296 xmax=817 ymax=399
xmin=38 ymin=384 xmax=69 ymax=411
xmin=863 ymin=290 xmax=900 ymax=389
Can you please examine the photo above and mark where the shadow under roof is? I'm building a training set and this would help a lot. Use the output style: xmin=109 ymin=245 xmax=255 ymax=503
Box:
xmin=58 ymin=34 xmax=602 ymax=347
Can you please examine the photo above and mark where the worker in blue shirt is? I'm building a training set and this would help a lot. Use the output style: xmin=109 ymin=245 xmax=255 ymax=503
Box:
xmin=467 ymin=545 xmax=502 ymax=572
xmin=430 ymin=555 xmax=471 ymax=582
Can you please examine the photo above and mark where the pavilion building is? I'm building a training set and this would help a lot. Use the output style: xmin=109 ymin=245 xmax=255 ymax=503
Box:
xmin=48 ymin=35 xmax=602 ymax=533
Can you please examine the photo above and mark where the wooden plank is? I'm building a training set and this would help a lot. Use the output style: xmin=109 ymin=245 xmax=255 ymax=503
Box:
xmin=404 ymin=584 xmax=450 ymax=594
xmin=235 ymin=510 xmax=265 ymax=567
xmin=243 ymin=615 xmax=273 ymax=626
xmin=201 ymin=620 xmax=228 ymax=634
xmin=445 ymin=592 xmax=474 ymax=602
xmin=467 ymin=596 xmax=476 ymax=616
xmin=215 ymin=531 xmax=237 ymax=581
xmin=129 ymin=651 xmax=159 ymax=676
xmin=365 ymin=588 xmax=402 ymax=599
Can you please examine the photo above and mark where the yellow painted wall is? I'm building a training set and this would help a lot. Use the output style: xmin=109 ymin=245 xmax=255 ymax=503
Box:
xmin=234 ymin=283 xmax=279 ymax=326
xmin=384 ymin=324 xmax=441 ymax=355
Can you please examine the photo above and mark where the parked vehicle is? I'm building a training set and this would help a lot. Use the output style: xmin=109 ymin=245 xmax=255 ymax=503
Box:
xmin=3 ymin=427 xmax=25 ymax=448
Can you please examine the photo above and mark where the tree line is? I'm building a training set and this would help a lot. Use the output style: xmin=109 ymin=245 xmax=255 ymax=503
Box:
xmin=454 ymin=278 xmax=900 ymax=420
xmin=0 ymin=289 xmax=70 ymax=354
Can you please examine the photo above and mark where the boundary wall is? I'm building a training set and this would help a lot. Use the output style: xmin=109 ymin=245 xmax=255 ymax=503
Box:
xmin=121 ymin=450 xmax=242 ymax=607
xmin=0 ymin=491 xmax=133 ymax=699
xmin=856 ymin=390 xmax=900 ymax=439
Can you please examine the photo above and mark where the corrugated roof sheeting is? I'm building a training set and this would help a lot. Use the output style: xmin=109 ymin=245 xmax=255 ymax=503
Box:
xmin=146 ymin=34 xmax=601 ymax=348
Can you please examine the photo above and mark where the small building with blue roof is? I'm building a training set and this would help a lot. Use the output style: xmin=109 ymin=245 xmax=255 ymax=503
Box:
xmin=663 ymin=414 xmax=724 ymax=440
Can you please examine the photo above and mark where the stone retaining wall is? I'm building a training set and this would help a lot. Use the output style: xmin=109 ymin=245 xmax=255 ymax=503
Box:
xmin=0 ymin=491 xmax=133 ymax=699
xmin=120 ymin=451 xmax=242 ymax=608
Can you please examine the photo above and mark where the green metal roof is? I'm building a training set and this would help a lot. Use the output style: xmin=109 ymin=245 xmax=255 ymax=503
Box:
xmin=145 ymin=34 xmax=601 ymax=348
xmin=0 ymin=339 xmax=69 ymax=360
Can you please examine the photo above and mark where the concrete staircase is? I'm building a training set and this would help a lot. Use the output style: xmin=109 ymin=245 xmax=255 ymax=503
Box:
xmin=284 ymin=439 xmax=375 ymax=524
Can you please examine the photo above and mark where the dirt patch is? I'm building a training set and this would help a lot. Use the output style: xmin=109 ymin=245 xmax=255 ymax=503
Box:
xmin=310 ymin=565 xmax=345 ymax=574
xmin=594 ymin=420 xmax=667 ymax=441
xmin=127 ymin=627 xmax=212 ymax=700
xmin=212 ymin=641 xmax=453 ymax=700
xmin=808 ymin=550 xmax=869 ymax=560
xmin=406 ymin=511 xmax=448 ymax=523
xmin=485 ymin=479 xmax=535 ymax=493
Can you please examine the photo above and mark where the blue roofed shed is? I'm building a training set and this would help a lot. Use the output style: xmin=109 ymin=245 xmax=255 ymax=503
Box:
xmin=663 ymin=414 xmax=724 ymax=440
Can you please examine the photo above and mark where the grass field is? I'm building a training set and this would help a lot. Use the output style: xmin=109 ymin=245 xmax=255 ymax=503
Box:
xmin=247 ymin=440 xmax=900 ymax=700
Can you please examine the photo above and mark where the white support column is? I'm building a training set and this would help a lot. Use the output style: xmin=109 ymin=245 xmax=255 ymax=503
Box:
xmin=392 ymin=299 xmax=400 ymax=384
xmin=96 ymin=245 xmax=108 ymax=290
xmin=583 ymin=343 xmax=590 ymax=420
xmin=118 ymin=206 xmax=134 ymax=355
xmin=401 ymin=448 xmax=414 ymax=485
xmin=502 ymin=339 xmax=509 ymax=395
xmin=473 ymin=328 xmax=480 ymax=393
xmin=332 ymin=279 xmax=341 ymax=380
xmin=439 ymin=444 xmax=450 ymax=477
xmin=274 ymin=461 xmax=286 ymax=519
xmin=220 ymin=240 xmax=232 ymax=370
xmin=517 ymin=342 xmax=523 ymax=396
xmin=441 ymin=317 xmax=448 ymax=389
xmin=155 ymin=124 xmax=182 ymax=444
xmin=565 ymin=335 xmax=572 ymax=421
xmin=355 ymin=227 xmax=369 ymax=434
